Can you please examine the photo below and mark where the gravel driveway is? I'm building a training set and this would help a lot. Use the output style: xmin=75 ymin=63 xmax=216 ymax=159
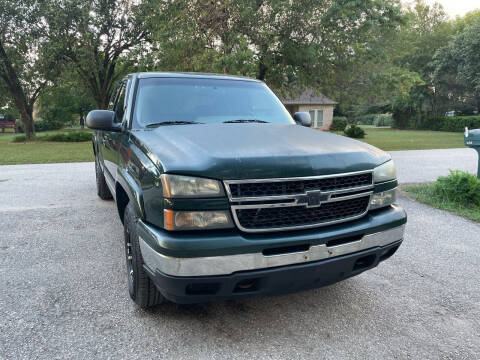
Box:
xmin=390 ymin=148 xmax=477 ymax=183
xmin=1 ymin=159 xmax=479 ymax=359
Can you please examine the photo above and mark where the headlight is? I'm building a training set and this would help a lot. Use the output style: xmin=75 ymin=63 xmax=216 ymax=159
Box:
xmin=373 ymin=160 xmax=396 ymax=183
xmin=370 ymin=188 xmax=397 ymax=210
xmin=161 ymin=174 xmax=224 ymax=198
xmin=164 ymin=210 xmax=233 ymax=230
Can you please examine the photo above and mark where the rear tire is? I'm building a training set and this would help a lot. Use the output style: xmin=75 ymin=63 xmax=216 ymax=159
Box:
xmin=95 ymin=157 xmax=113 ymax=200
xmin=124 ymin=202 xmax=164 ymax=308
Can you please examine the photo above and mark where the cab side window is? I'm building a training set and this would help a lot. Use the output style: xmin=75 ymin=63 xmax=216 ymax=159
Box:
xmin=113 ymin=83 xmax=127 ymax=122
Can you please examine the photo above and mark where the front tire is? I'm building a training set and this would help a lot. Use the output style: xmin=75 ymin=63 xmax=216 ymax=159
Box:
xmin=95 ymin=157 xmax=113 ymax=200
xmin=124 ymin=203 xmax=164 ymax=308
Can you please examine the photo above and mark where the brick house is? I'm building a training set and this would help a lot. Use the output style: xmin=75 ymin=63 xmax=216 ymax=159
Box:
xmin=279 ymin=88 xmax=336 ymax=130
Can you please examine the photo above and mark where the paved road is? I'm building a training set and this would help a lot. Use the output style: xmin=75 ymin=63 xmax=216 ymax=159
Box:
xmin=1 ymin=161 xmax=479 ymax=359
xmin=390 ymin=148 xmax=477 ymax=183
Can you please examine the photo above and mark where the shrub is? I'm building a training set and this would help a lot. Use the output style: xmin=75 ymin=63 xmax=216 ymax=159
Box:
xmin=41 ymin=131 xmax=92 ymax=142
xmin=354 ymin=114 xmax=377 ymax=125
xmin=344 ymin=125 xmax=366 ymax=138
xmin=440 ymin=116 xmax=480 ymax=132
xmin=11 ymin=131 xmax=91 ymax=143
xmin=414 ymin=116 xmax=445 ymax=131
xmin=36 ymin=120 xmax=64 ymax=132
xmin=12 ymin=134 xmax=28 ymax=143
xmin=350 ymin=104 xmax=391 ymax=118
xmin=433 ymin=170 xmax=480 ymax=207
xmin=397 ymin=115 xmax=480 ymax=132
xmin=374 ymin=114 xmax=393 ymax=127
xmin=17 ymin=119 xmax=64 ymax=133
xmin=330 ymin=116 xmax=348 ymax=131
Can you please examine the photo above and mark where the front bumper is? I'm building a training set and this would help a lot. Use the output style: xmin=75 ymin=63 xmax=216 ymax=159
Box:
xmin=146 ymin=240 xmax=402 ymax=304
xmin=137 ymin=205 xmax=406 ymax=303
xmin=140 ymin=225 xmax=404 ymax=277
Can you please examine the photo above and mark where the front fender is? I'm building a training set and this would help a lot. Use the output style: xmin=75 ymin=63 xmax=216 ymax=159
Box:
xmin=116 ymin=140 xmax=163 ymax=222
xmin=116 ymin=168 xmax=145 ymax=219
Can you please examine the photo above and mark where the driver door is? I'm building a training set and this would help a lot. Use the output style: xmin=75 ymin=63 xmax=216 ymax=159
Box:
xmin=101 ymin=81 xmax=127 ymax=183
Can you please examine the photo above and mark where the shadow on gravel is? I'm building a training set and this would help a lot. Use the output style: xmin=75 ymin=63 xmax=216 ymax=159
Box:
xmin=133 ymin=279 xmax=368 ymax=343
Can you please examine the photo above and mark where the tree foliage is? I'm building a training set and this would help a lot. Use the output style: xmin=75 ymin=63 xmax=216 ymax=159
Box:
xmin=2 ymin=0 xmax=479 ymax=136
xmin=375 ymin=0 xmax=458 ymax=127
xmin=146 ymin=0 xmax=403 ymax=94
xmin=434 ymin=14 xmax=480 ymax=113
xmin=46 ymin=0 xmax=152 ymax=108
xmin=0 ymin=0 xmax=62 ymax=139
xmin=38 ymin=71 xmax=95 ymax=128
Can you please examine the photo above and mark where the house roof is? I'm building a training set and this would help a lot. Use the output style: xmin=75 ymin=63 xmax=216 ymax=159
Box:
xmin=278 ymin=88 xmax=337 ymax=105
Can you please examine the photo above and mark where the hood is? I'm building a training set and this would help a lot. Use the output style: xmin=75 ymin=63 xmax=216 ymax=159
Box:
xmin=132 ymin=124 xmax=390 ymax=180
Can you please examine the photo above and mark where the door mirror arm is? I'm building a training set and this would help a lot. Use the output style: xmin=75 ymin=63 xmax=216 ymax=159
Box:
xmin=121 ymin=120 xmax=128 ymax=132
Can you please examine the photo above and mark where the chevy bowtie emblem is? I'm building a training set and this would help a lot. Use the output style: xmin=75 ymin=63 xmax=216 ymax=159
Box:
xmin=296 ymin=190 xmax=330 ymax=208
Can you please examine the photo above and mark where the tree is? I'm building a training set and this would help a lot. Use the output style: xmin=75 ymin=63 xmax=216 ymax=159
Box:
xmin=0 ymin=0 xmax=61 ymax=139
xmin=364 ymin=0 xmax=457 ymax=126
xmin=434 ymin=13 xmax=480 ymax=113
xmin=147 ymin=0 xmax=403 ymax=93
xmin=47 ymin=0 xmax=152 ymax=109
xmin=38 ymin=71 xmax=96 ymax=128
xmin=0 ymin=85 xmax=20 ymax=121
xmin=331 ymin=0 xmax=464 ymax=123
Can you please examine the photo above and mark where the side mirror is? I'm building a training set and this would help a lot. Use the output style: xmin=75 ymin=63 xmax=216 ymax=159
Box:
xmin=86 ymin=110 xmax=122 ymax=132
xmin=293 ymin=112 xmax=312 ymax=127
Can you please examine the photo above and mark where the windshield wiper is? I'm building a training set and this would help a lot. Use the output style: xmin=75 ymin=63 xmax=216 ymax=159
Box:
xmin=146 ymin=121 xmax=203 ymax=127
xmin=222 ymin=119 xmax=269 ymax=124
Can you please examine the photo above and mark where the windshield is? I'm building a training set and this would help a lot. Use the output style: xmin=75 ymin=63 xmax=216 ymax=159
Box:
xmin=132 ymin=77 xmax=294 ymax=127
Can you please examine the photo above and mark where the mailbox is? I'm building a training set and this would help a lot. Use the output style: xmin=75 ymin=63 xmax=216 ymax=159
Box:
xmin=464 ymin=127 xmax=480 ymax=178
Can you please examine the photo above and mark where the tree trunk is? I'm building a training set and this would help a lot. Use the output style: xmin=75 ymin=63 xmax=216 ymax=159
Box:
xmin=21 ymin=110 xmax=35 ymax=140
xmin=257 ymin=61 xmax=267 ymax=81
xmin=93 ymin=90 xmax=109 ymax=109
xmin=0 ymin=40 xmax=43 ymax=140
xmin=99 ymin=98 xmax=108 ymax=109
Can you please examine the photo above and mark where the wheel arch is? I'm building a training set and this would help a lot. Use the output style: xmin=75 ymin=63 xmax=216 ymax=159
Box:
xmin=116 ymin=168 xmax=145 ymax=223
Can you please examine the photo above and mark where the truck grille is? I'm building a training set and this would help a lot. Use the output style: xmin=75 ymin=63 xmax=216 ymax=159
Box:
xmin=228 ymin=173 xmax=372 ymax=198
xmin=224 ymin=171 xmax=374 ymax=233
xmin=236 ymin=196 xmax=370 ymax=230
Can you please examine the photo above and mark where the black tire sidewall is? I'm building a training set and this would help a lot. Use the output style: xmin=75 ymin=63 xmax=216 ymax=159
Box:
xmin=95 ymin=157 xmax=102 ymax=193
xmin=123 ymin=203 xmax=163 ymax=307
xmin=124 ymin=204 xmax=141 ymax=300
xmin=94 ymin=156 xmax=113 ymax=200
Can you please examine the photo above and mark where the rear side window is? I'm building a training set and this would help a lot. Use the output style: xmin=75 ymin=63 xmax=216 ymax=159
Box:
xmin=113 ymin=83 xmax=127 ymax=122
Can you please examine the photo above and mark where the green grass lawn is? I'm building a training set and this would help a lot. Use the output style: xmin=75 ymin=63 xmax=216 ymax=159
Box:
xmin=0 ymin=125 xmax=467 ymax=165
xmin=0 ymin=130 xmax=93 ymax=165
xmin=403 ymin=184 xmax=480 ymax=223
xmin=356 ymin=127 xmax=464 ymax=151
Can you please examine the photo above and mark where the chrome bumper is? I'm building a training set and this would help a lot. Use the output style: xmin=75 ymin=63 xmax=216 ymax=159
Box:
xmin=139 ymin=225 xmax=405 ymax=277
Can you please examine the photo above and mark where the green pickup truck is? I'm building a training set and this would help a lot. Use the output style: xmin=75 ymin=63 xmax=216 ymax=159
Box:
xmin=87 ymin=72 xmax=406 ymax=307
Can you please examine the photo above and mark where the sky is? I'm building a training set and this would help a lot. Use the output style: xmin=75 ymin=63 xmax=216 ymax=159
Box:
xmin=410 ymin=0 xmax=479 ymax=18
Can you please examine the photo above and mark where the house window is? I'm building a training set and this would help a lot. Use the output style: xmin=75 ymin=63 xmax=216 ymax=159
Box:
xmin=316 ymin=110 xmax=323 ymax=127
xmin=308 ymin=109 xmax=324 ymax=128
xmin=309 ymin=110 xmax=315 ymax=125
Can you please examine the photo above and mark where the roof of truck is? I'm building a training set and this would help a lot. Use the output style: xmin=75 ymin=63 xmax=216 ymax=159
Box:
xmin=135 ymin=72 xmax=261 ymax=82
